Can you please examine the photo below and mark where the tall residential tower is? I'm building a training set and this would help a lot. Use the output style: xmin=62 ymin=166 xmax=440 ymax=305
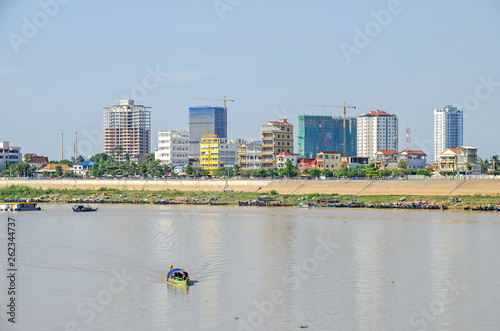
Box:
xmin=103 ymin=100 xmax=151 ymax=161
xmin=433 ymin=105 xmax=463 ymax=163
xmin=356 ymin=110 xmax=398 ymax=159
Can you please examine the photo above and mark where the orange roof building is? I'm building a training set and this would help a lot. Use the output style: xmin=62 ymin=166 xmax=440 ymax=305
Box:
xmin=39 ymin=164 xmax=71 ymax=172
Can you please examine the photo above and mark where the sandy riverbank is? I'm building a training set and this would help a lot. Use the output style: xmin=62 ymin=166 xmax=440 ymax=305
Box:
xmin=2 ymin=179 xmax=500 ymax=196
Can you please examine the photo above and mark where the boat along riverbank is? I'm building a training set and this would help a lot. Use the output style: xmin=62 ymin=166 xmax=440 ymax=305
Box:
xmin=2 ymin=185 xmax=500 ymax=210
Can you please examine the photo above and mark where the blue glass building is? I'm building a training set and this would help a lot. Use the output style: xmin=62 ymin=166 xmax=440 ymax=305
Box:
xmin=298 ymin=115 xmax=357 ymax=158
xmin=189 ymin=106 xmax=227 ymax=157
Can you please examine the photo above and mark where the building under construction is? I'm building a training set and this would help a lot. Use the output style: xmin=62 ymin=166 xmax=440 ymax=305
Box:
xmin=298 ymin=115 xmax=357 ymax=158
xmin=189 ymin=106 xmax=227 ymax=158
xmin=103 ymin=100 xmax=151 ymax=161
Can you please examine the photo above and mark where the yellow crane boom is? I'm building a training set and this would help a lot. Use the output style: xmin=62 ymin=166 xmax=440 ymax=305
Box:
xmin=190 ymin=96 xmax=234 ymax=110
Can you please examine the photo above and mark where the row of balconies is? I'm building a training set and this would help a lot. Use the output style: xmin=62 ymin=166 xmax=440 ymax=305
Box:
xmin=157 ymin=147 xmax=189 ymax=150
xmin=158 ymin=141 xmax=188 ymax=144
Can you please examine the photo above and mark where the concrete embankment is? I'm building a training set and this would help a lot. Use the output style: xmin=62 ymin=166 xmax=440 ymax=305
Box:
xmin=3 ymin=179 xmax=500 ymax=196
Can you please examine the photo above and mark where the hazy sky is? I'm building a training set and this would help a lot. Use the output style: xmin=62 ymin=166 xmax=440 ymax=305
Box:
xmin=1 ymin=0 xmax=499 ymax=162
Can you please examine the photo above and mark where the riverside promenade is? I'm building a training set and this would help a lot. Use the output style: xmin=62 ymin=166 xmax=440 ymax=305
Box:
xmin=3 ymin=179 xmax=500 ymax=196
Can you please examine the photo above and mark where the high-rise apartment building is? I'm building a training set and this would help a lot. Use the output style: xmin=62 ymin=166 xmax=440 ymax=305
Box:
xmin=357 ymin=110 xmax=398 ymax=159
xmin=103 ymin=100 xmax=151 ymax=161
xmin=189 ymin=106 xmax=227 ymax=157
xmin=298 ymin=115 xmax=356 ymax=158
xmin=154 ymin=130 xmax=189 ymax=166
xmin=433 ymin=105 xmax=463 ymax=163
xmin=261 ymin=119 xmax=293 ymax=168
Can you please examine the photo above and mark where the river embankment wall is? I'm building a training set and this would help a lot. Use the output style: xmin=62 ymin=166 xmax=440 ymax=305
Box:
xmin=3 ymin=179 xmax=500 ymax=196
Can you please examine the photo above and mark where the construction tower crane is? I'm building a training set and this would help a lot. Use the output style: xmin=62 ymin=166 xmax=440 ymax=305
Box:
xmin=302 ymin=101 xmax=356 ymax=157
xmin=190 ymin=96 xmax=234 ymax=111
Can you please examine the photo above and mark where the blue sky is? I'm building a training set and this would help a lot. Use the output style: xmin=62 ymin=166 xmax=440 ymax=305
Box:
xmin=1 ymin=0 xmax=499 ymax=161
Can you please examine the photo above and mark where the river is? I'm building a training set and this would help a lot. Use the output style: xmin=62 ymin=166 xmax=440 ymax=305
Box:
xmin=2 ymin=205 xmax=500 ymax=330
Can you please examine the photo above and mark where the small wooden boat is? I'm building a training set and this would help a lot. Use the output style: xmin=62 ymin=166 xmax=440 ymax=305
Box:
xmin=209 ymin=201 xmax=228 ymax=206
xmin=167 ymin=267 xmax=190 ymax=285
xmin=72 ymin=205 xmax=98 ymax=212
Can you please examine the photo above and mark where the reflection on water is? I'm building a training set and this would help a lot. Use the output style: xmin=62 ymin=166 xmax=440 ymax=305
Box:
xmin=5 ymin=205 xmax=500 ymax=330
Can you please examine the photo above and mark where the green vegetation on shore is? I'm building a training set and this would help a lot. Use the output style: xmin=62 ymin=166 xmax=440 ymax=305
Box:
xmin=1 ymin=185 xmax=500 ymax=206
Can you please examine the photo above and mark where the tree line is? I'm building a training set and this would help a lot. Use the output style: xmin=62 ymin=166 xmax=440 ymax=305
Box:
xmin=2 ymin=152 xmax=500 ymax=178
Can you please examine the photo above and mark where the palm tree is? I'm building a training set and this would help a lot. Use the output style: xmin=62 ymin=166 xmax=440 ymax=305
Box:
xmin=491 ymin=155 xmax=500 ymax=170
xmin=478 ymin=157 xmax=490 ymax=173
xmin=112 ymin=145 xmax=124 ymax=161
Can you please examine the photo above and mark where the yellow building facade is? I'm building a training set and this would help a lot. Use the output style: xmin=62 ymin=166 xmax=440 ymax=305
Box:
xmin=199 ymin=135 xmax=220 ymax=175
xmin=200 ymin=135 xmax=244 ymax=175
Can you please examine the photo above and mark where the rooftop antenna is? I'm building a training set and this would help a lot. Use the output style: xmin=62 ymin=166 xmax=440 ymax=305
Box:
xmin=74 ymin=131 xmax=77 ymax=163
xmin=406 ymin=122 xmax=411 ymax=151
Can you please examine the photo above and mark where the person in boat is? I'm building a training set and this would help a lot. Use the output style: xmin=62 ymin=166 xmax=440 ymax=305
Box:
xmin=168 ymin=265 xmax=189 ymax=281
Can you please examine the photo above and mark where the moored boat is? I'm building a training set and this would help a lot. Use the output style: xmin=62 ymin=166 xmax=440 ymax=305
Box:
xmin=348 ymin=202 xmax=365 ymax=208
xmin=1 ymin=202 xmax=41 ymax=211
xmin=209 ymin=201 xmax=228 ymax=206
xmin=0 ymin=203 xmax=14 ymax=211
